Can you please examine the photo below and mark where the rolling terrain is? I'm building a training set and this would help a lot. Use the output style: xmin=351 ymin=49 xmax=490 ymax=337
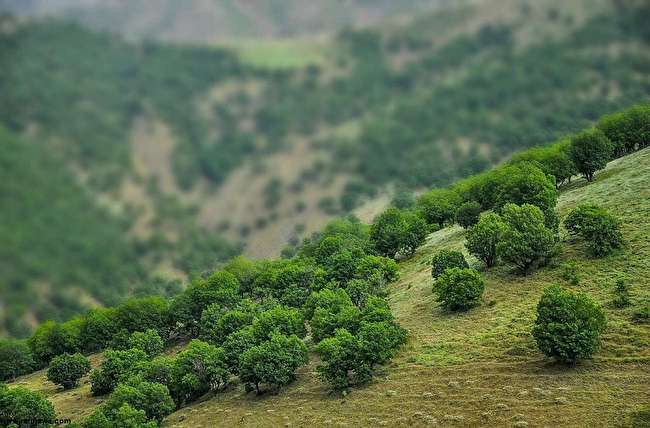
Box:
xmin=11 ymin=147 xmax=650 ymax=427
xmin=1 ymin=0 xmax=649 ymax=335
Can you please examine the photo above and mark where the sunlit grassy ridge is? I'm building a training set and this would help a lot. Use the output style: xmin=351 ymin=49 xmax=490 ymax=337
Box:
xmin=221 ymin=38 xmax=328 ymax=70
xmin=13 ymin=148 xmax=650 ymax=427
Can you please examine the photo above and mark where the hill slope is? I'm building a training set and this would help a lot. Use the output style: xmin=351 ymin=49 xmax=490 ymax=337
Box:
xmin=12 ymin=148 xmax=650 ymax=427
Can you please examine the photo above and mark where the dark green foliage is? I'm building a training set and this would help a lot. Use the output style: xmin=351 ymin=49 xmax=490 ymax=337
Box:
xmin=391 ymin=189 xmax=415 ymax=209
xmin=115 ymin=296 xmax=170 ymax=337
xmin=564 ymin=204 xmax=624 ymax=257
xmin=0 ymin=339 xmax=34 ymax=381
xmin=127 ymin=330 xmax=164 ymax=357
xmin=597 ymin=103 xmax=650 ymax=157
xmin=356 ymin=321 xmax=407 ymax=368
xmin=532 ymin=285 xmax=607 ymax=364
xmin=612 ymin=279 xmax=631 ymax=308
xmin=465 ymin=213 xmax=508 ymax=268
xmin=80 ymin=307 xmax=119 ymax=352
xmin=308 ymin=289 xmax=361 ymax=343
xmin=171 ymin=340 xmax=229 ymax=405
xmin=47 ymin=353 xmax=91 ymax=390
xmin=497 ymin=204 xmax=558 ymax=274
xmin=456 ymin=201 xmax=482 ymax=228
xmin=199 ymin=302 xmax=256 ymax=345
xmin=222 ymin=256 xmax=263 ymax=295
xmin=251 ymin=260 xmax=324 ymax=307
xmin=433 ymin=268 xmax=485 ymax=311
xmin=239 ymin=334 xmax=308 ymax=394
xmin=370 ymin=207 xmax=428 ymax=258
xmin=222 ymin=326 xmax=258 ymax=375
xmin=251 ymin=306 xmax=306 ymax=341
xmin=315 ymin=329 xmax=372 ymax=391
xmin=494 ymin=162 xmax=558 ymax=229
xmin=509 ymin=140 xmax=576 ymax=188
xmin=170 ymin=271 xmax=240 ymax=335
xmin=569 ymin=129 xmax=614 ymax=181
xmin=0 ymin=385 xmax=55 ymax=427
xmin=90 ymin=349 xmax=148 ymax=396
xmin=0 ymin=129 xmax=146 ymax=336
xmin=430 ymin=250 xmax=469 ymax=279
xmin=417 ymin=189 xmax=461 ymax=227
xmin=28 ymin=320 xmax=81 ymax=367
xmin=83 ymin=404 xmax=157 ymax=428
xmin=103 ymin=380 xmax=175 ymax=423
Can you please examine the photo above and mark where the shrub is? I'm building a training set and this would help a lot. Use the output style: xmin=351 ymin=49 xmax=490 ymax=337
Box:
xmin=103 ymin=380 xmax=175 ymax=423
xmin=564 ymin=204 xmax=624 ymax=257
xmin=430 ymin=250 xmax=469 ymax=279
xmin=433 ymin=268 xmax=485 ymax=311
xmin=315 ymin=329 xmax=371 ymax=391
xmin=83 ymin=404 xmax=157 ymax=428
xmin=0 ymin=339 xmax=34 ymax=381
xmin=568 ymin=129 xmax=613 ymax=182
xmin=612 ymin=278 xmax=631 ymax=308
xmin=47 ymin=353 xmax=91 ymax=390
xmin=370 ymin=207 xmax=427 ymax=258
xmin=0 ymin=385 xmax=55 ymax=426
xmin=127 ymin=330 xmax=164 ymax=357
xmin=90 ymin=349 xmax=148 ymax=396
xmin=465 ymin=213 xmax=507 ymax=268
xmin=172 ymin=339 xmax=229 ymax=405
xmin=497 ymin=204 xmax=558 ymax=274
xmin=456 ymin=201 xmax=482 ymax=228
xmin=239 ymin=334 xmax=308 ymax=394
xmin=356 ymin=321 xmax=406 ymax=368
xmin=532 ymin=285 xmax=606 ymax=364
xmin=559 ymin=262 xmax=580 ymax=285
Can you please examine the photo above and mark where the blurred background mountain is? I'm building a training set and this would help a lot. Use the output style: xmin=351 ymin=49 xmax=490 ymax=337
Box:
xmin=0 ymin=0 xmax=648 ymax=336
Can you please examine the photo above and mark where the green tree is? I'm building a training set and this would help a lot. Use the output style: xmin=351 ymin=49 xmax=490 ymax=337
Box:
xmin=465 ymin=212 xmax=508 ymax=268
xmin=47 ymin=353 xmax=91 ymax=390
xmin=172 ymin=339 xmax=229 ymax=405
xmin=315 ymin=328 xmax=371 ymax=391
xmin=309 ymin=290 xmax=361 ymax=342
xmin=127 ymin=330 xmax=164 ymax=358
xmin=90 ymin=349 xmax=148 ymax=396
xmin=597 ymin=104 xmax=650 ymax=156
xmin=200 ymin=303 xmax=255 ymax=346
xmin=497 ymin=204 xmax=558 ymax=274
xmin=532 ymin=285 xmax=607 ymax=364
xmin=370 ymin=207 xmax=427 ymax=258
xmin=430 ymin=250 xmax=469 ymax=279
xmin=83 ymin=404 xmax=157 ymax=428
xmin=0 ymin=339 xmax=34 ymax=381
xmin=239 ymin=334 xmax=308 ymax=394
xmin=434 ymin=268 xmax=485 ymax=311
xmin=0 ymin=385 xmax=55 ymax=427
xmin=456 ymin=201 xmax=482 ymax=228
xmin=28 ymin=320 xmax=81 ymax=367
xmin=416 ymin=189 xmax=461 ymax=227
xmin=251 ymin=306 xmax=306 ymax=341
xmin=80 ymin=307 xmax=119 ymax=352
xmin=357 ymin=321 xmax=406 ymax=368
xmin=564 ymin=204 xmax=624 ymax=257
xmin=568 ymin=129 xmax=613 ymax=182
xmin=115 ymin=296 xmax=169 ymax=336
xmin=103 ymin=380 xmax=175 ymax=423
xmin=222 ymin=326 xmax=258 ymax=375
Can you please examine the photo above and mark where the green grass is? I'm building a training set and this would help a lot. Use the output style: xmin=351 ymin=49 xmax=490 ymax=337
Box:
xmin=11 ymin=148 xmax=650 ymax=426
xmin=222 ymin=38 xmax=327 ymax=69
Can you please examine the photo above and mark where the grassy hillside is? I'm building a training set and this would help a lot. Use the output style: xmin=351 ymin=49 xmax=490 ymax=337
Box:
xmin=12 ymin=147 xmax=650 ymax=427
xmin=1 ymin=0 xmax=649 ymax=335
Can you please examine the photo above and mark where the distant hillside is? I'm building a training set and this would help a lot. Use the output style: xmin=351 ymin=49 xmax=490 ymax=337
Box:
xmin=0 ymin=0 xmax=450 ymax=42
xmin=11 ymin=146 xmax=650 ymax=427
xmin=0 ymin=0 xmax=649 ymax=335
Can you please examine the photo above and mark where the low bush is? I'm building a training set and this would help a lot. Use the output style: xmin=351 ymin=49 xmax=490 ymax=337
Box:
xmin=532 ymin=285 xmax=607 ymax=364
xmin=47 ymin=353 xmax=91 ymax=389
xmin=564 ymin=204 xmax=624 ymax=257
xmin=431 ymin=250 xmax=469 ymax=279
xmin=433 ymin=268 xmax=484 ymax=311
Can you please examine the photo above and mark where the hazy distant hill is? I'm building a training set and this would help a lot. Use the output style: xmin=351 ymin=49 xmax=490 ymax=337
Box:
xmin=0 ymin=0 xmax=451 ymax=42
